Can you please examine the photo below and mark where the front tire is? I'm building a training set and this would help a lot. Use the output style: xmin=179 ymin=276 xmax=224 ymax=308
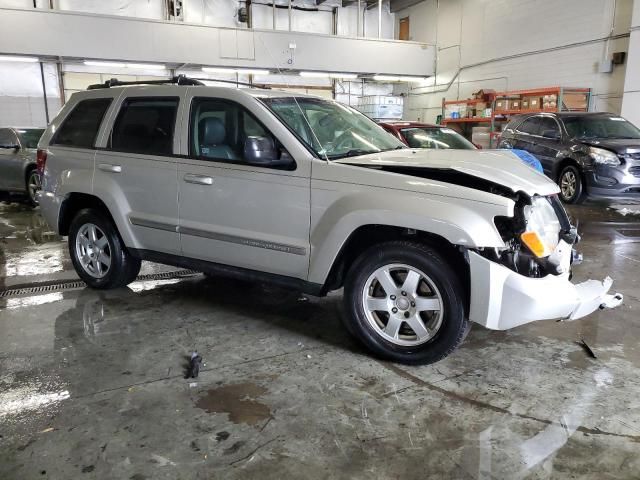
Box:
xmin=343 ymin=241 xmax=468 ymax=365
xmin=558 ymin=165 xmax=585 ymax=204
xmin=69 ymin=209 xmax=141 ymax=289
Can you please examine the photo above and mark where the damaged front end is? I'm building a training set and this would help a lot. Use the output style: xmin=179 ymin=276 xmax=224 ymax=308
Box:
xmin=469 ymin=193 xmax=623 ymax=330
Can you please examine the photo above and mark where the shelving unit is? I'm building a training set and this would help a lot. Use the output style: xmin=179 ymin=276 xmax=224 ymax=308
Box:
xmin=441 ymin=86 xmax=592 ymax=147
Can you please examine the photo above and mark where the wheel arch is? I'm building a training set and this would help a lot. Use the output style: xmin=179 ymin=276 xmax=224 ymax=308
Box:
xmin=320 ymin=224 xmax=470 ymax=311
xmin=59 ymin=193 xmax=117 ymax=236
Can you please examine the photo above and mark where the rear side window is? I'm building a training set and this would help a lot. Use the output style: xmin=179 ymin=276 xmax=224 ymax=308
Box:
xmin=517 ymin=117 xmax=541 ymax=135
xmin=52 ymin=98 xmax=112 ymax=148
xmin=109 ymin=97 xmax=179 ymax=156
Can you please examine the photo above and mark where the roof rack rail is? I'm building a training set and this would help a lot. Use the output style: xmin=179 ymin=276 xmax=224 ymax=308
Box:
xmin=87 ymin=74 xmax=204 ymax=90
xmin=87 ymin=73 xmax=272 ymax=91
xmin=189 ymin=77 xmax=271 ymax=90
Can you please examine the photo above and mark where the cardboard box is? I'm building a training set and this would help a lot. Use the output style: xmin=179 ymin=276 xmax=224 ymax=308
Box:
xmin=509 ymin=99 xmax=521 ymax=111
xmin=495 ymin=99 xmax=508 ymax=111
xmin=522 ymin=96 xmax=541 ymax=110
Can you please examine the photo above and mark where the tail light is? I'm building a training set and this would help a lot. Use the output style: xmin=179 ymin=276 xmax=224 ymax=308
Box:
xmin=36 ymin=149 xmax=47 ymax=175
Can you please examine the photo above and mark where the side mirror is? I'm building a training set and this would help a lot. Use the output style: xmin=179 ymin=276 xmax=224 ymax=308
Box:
xmin=244 ymin=136 xmax=293 ymax=168
xmin=541 ymin=130 xmax=560 ymax=140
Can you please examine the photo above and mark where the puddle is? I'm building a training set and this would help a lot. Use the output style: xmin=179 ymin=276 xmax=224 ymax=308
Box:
xmin=195 ymin=383 xmax=271 ymax=425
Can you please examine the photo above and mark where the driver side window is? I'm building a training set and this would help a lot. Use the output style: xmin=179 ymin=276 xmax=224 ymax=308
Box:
xmin=189 ymin=98 xmax=280 ymax=166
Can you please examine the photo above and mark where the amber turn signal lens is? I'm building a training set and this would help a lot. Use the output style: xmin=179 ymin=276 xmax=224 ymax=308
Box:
xmin=520 ymin=231 xmax=549 ymax=258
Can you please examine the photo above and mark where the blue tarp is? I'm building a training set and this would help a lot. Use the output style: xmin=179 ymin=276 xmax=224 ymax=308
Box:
xmin=504 ymin=149 xmax=544 ymax=173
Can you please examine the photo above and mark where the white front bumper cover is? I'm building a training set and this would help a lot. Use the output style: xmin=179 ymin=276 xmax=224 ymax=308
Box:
xmin=468 ymin=251 xmax=623 ymax=330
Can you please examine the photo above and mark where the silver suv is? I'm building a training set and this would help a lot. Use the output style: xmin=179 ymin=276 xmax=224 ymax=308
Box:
xmin=37 ymin=76 xmax=622 ymax=365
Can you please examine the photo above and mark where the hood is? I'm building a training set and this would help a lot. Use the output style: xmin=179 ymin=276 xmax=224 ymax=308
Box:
xmin=579 ymin=138 xmax=640 ymax=155
xmin=332 ymin=148 xmax=559 ymax=197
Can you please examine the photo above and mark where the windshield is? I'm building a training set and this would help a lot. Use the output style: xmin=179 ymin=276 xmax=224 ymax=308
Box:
xmin=400 ymin=127 xmax=476 ymax=150
xmin=16 ymin=128 xmax=45 ymax=149
xmin=563 ymin=116 xmax=640 ymax=140
xmin=261 ymin=97 xmax=405 ymax=159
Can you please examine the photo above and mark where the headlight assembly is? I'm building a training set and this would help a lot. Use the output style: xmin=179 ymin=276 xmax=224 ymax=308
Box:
xmin=520 ymin=196 xmax=561 ymax=258
xmin=589 ymin=146 xmax=620 ymax=166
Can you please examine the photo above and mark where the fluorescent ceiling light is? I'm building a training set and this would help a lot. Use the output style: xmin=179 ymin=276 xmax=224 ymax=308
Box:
xmin=0 ymin=55 xmax=39 ymax=63
xmin=126 ymin=63 xmax=166 ymax=70
xmin=84 ymin=60 xmax=126 ymax=68
xmin=330 ymin=73 xmax=358 ymax=79
xmin=85 ymin=60 xmax=166 ymax=70
xmin=373 ymin=74 xmax=427 ymax=83
xmin=402 ymin=76 xmax=428 ymax=83
xmin=202 ymin=67 xmax=236 ymax=74
xmin=237 ymin=68 xmax=270 ymax=75
xmin=300 ymin=71 xmax=330 ymax=78
xmin=202 ymin=67 xmax=269 ymax=75
xmin=373 ymin=75 xmax=400 ymax=82
xmin=300 ymin=71 xmax=359 ymax=79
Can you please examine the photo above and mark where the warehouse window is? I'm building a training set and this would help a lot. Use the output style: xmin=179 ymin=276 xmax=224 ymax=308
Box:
xmin=52 ymin=98 xmax=112 ymax=149
xmin=109 ymin=97 xmax=179 ymax=156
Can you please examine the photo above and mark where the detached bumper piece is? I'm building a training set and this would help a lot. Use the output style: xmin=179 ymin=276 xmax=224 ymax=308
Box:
xmin=468 ymin=252 xmax=623 ymax=330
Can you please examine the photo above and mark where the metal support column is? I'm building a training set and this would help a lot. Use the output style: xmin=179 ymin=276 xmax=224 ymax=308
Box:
xmin=288 ymin=0 xmax=292 ymax=31
xmin=272 ymin=1 xmax=276 ymax=29
xmin=378 ymin=0 xmax=382 ymax=39
xmin=39 ymin=62 xmax=50 ymax=124
xmin=357 ymin=0 xmax=361 ymax=37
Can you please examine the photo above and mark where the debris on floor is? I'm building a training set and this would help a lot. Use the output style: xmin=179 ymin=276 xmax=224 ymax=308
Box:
xmin=185 ymin=352 xmax=203 ymax=379
xmin=578 ymin=338 xmax=597 ymax=359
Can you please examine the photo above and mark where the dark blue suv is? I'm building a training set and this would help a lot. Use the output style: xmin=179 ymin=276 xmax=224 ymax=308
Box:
xmin=498 ymin=112 xmax=640 ymax=203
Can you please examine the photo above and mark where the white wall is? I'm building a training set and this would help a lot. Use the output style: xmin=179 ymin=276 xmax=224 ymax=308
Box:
xmin=621 ymin=0 xmax=640 ymax=126
xmin=397 ymin=0 xmax=633 ymax=122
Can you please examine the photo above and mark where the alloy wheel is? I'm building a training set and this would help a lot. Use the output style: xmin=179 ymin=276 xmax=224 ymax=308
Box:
xmin=362 ymin=263 xmax=444 ymax=346
xmin=560 ymin=170 xmax=577 ymax=200
xmin=27 ymin=171 xmax=41 ymax=204
xmin=75 ymin=223 xmax=111 ymax=278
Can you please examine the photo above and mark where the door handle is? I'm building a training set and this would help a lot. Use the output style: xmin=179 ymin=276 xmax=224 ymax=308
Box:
xmin=183 ymin=174 xmax=213 ymax=185
xmin=98 ymin=163 xmax=122 ymax=173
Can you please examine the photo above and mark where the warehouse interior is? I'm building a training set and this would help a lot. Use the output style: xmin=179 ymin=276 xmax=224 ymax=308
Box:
xmin=1 ymin=0 xmax=640 ymax=478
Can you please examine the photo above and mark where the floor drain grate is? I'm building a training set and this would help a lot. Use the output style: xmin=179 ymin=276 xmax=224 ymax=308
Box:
xmin=0 ymin=269 xmax=201 ymax=298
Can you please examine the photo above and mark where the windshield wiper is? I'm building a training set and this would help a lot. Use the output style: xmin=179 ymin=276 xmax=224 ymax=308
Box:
xmin=327 ymin=149 xmax=376 ymax=160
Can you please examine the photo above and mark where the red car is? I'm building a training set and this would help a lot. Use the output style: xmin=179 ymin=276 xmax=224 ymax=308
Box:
xmin=379 ymin=121 xmax=478 ymax=150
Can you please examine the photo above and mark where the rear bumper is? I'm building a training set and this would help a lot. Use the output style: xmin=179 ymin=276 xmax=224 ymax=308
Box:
xmin=468 ymin=251 xmax=623 ymax=330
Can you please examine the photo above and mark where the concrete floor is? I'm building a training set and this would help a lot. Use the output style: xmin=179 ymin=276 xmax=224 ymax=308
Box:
xmin=1 ymin=201 xmax=640 ymax=479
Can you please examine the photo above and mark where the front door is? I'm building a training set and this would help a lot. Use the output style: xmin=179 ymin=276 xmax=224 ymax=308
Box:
xmin=177 ymin=95 xmax=311 ymax=279
xmin=93 ymin=89 xmax=183 ymax=255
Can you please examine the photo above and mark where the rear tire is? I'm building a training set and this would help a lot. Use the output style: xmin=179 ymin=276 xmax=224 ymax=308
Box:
xmin=558 ymin=164 xmax=586 ymax=204
xmin=25 ymin=168 xmax=40 ymax=207
xmin=343 ymin=241 xmax=468 ymax=365
xmin=69 ymin=209 xmax=141 ymax=289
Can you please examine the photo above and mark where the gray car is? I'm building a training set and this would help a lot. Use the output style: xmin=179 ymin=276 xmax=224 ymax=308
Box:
xmin=0 ymin=126 xmax=45 ymax=205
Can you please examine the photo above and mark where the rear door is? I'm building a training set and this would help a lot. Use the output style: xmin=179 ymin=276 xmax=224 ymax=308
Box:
xmin=93 ymin=87 xmax=184 ymax=255
xmin=0 ymin=128 xmax=23 ymax=191
xmin=176 ymin=92 xmax=311 ymax=279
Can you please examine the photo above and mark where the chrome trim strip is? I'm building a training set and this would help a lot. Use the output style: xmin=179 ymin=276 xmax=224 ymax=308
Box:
xmin=178 ymin=226 xmax=307 ymax=256
xmin=129 ymin=216 xmax=178 ymax=233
